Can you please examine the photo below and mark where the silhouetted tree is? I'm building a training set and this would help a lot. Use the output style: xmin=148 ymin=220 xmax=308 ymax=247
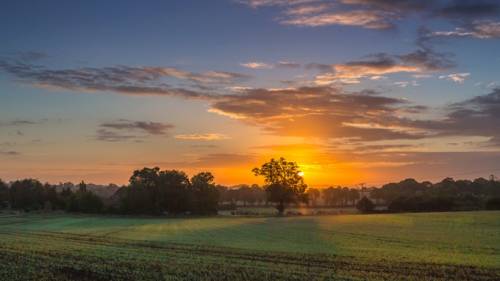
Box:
xmin=126 ymin=167 xmax=162 ymax=214
xmin=9 ymin=179 xmax=45 ymax=210
xmin=75 ymin=190 xmax=103 ymax=213
xmin=79 ymin=181 xmax=87 ymax=192
xmin=158 ymin=170 xmax=190 ymax=214
xmin=119 ymin=168 xmax=220 ymax=215
xmin=306 ymin=188 xmax=321 ymax=206
xmin=356 ymin=197 xmax=375 ymax=213
xmin=322 ymin=186 xmax=345 ymax=207
xmin=253 ymin=158 xmax=307 ymax=214
xmin=190 ymin=172 xmax=219 ymax=215
xmin=348 ymin=189 xmax=360 ymax=206
xmin=0 ymin=179 xmax=9 ymax=208
xmin=373 ymin=178 xmax=429 ymax=203
xmin=43 ymin=183 xmax=64 ymax=210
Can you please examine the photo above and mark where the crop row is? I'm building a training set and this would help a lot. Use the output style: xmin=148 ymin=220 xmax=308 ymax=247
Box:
xmin=0 ymin=230 xmax=498 ymax=281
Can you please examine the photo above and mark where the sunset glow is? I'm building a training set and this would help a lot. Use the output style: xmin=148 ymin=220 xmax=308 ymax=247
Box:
xmin=1 ymin=1 xmax=500 ymax=187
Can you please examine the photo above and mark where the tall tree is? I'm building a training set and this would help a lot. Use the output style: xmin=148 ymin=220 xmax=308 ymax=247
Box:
xmin=125 ymin=167 xmax=162 ymax=214
xmin=157 ymin=170 xmax=190 ymax=214
xmin=190 ymin=172 xmax=219 ymax=215
xmin=253 ymin=157 xmax=307 ymax=214
xmin=9 ymin=179 xmax=45 ymax=210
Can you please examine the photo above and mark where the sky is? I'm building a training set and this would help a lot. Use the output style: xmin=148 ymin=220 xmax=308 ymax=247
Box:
xmin=1 ymin=0 xmax=500 ymax=187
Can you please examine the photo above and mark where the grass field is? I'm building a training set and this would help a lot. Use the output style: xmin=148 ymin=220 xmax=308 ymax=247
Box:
xmin=0 ymin=211 xmax=499 ymax=280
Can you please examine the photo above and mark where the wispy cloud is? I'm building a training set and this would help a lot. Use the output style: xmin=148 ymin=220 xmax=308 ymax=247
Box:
xmin=96 ymin=120 xmax=174 ymax=142
xmin=175 ymin=133 xmax=231 ymax=141
xmin=280 ymin=10 xmax=394 ymax=29
xmin=0 ymin=119 xmax=45 ymax=127
xmin=242 ymin=0 xmax=319 ymax=9
xmin=0 ymin=150 xmax=21 ymax=156
xmin=284 ymin=3 xmax=332 ymax=16
xmin=314 ymin=49 xmax=454 ymax=85
xmin=240 ymin=62 xmax=273 ymax=69
xmin=276 ymin=61 xmax=301 ymax=68
xmin=0 ymin=58 xmax=250 ymax=98
xmin=241 ymin=0 xmax=500 ymax=32
xmin=394 ymin=81 xmax=419 ymax=88
xmin=439 ymin=73 xmax=470 ymax=84
xmin=432 ymin=20 xmax=500 ymax=39
xmin=100 ymin=120 xmax=173 ymax=135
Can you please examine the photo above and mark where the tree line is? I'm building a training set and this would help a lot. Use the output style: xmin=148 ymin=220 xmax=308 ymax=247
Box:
xmin=0 ymin=168 xmax=220 ymax=215
xmin=116 ymin=167 xmax=219 ymax=215
xmin=0 ymin=179 xmax=103 ymax=213
xmin=1 ymin=157 xmax=500 ymax=215
xmin=371 ymin=177 xmax=500 ymax=213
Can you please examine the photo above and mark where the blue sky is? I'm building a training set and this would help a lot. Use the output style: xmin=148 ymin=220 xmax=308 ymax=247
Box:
xmin=1 ymin=0 xmax=500 ymax=186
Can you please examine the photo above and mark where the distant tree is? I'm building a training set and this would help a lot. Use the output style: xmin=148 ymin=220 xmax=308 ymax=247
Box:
xmin=216 ymin=185 xmax=230 ymax=203
xmin=0 ymin=179 xmax=9 ymax=208
xmin=348 ymin=189 xmax=360 ymax=206
xmin=321 ymin=186 xmax=345 ymax=207
xmin=340 ymin=187 xmax=350 ymax=207
xmin=375 ymin=178 xmax=428 ymax=203
xmin=43 ymin=183 xmax=64 ymax=210
xmin=78 ymin=181 xmax=87 ymax=192
xmin=306 ymin=188 xmax=321 ymax=206
xmin=76 ymin=190 xmax=103 ymax=213
xmin=253 ymin=157 xmax=307 ymax=215
xmin=251 ymin=184 xmax=267 ymax=205
xmin=9 ymin=179 xmax=45 ymax=210
xmin=237 ymin=185 xmax=252 ymax=206
xmin=125 ymin=167 xmax=162 ymax=214
xmin=190 ymin=172 xmax=219 ymax=215
xmin=157 ymin=170 xmax=190 ymax=214
xmin=356 ymin=197 xmax=375 ymax=213
xmin=60 ymin=187 xmax=73 ymax=199
xmin=321 ymin=187 xmax=335 ymax=206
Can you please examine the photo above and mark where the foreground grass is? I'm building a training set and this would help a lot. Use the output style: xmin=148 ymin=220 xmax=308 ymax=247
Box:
xmin=0 ymin=211 xmax=499 ymax=280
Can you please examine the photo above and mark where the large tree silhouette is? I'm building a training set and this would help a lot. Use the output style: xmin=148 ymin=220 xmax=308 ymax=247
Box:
xmin=253 ymin=157 xmax=307 ymax=215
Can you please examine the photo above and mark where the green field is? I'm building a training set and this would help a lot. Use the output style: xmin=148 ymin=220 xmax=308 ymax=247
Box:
xmin=1 ymin=211 xmax=499 ymax=280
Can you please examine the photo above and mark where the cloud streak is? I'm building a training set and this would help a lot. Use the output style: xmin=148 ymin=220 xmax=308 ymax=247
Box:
xmin=175 ymin=133 xmax=231 ymax=141
xmin=314 ymin=49 xmax=454 ymax=85
xmin=432 ymin=20 xmax=500 ymax=39
xmin=96 ymin=120 xmax=174 ymax=142
xmin=0 ymin=58 xmax=250 ymax=98
xmin=0 ymin=150 xmax=21 ymax=156
xmin=241 ymin=0 xmax=500 ymax=33
xmin=439 ymin=73 xmax=470 ymax=83
xmin=240 ymin=62 xmax=273 ymax=69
